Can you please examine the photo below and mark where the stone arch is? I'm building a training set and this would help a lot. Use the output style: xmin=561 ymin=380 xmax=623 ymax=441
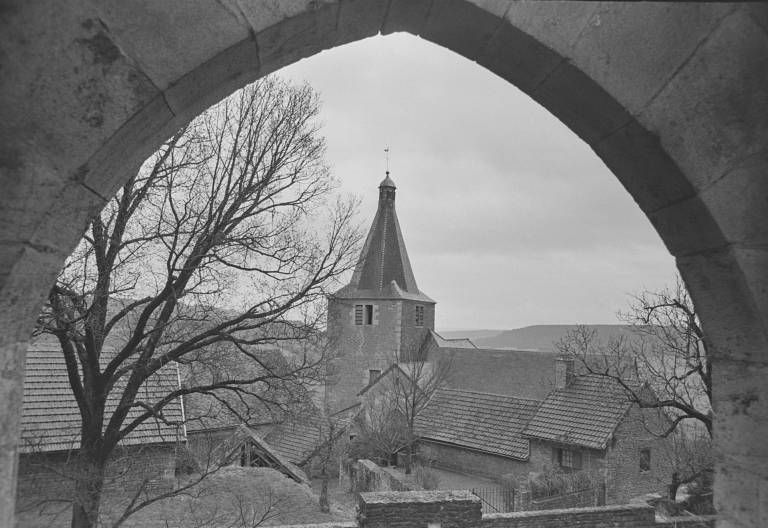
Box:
xmin=1 ymin=2 xmax=766 ymax=526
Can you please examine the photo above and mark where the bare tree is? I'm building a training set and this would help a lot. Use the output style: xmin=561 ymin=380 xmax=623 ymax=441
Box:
xmin=356 ymin=358 xmax=452 ymax=474
xmin=557 ymin=278 xmax=711 ymax=437
xmin=557 ymin=278 xmax=712 ymax=503
xmin=33 ymin=76 xmax=362 ymax=528
xmin=352 ymin=389 xmax=409 ymax=467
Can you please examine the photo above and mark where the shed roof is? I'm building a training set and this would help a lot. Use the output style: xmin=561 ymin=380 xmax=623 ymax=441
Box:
xmin=235 ymin=425 xmax=309 ymax=484
xmin=415 ymin=388 xmax=539 ymax=460
xmin=522 ymin=374 xmax=634 ymax=450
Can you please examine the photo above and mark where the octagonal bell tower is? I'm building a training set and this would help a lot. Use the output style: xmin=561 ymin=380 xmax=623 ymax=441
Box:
xmin=326 ymin=174 xmax=435 ymax=410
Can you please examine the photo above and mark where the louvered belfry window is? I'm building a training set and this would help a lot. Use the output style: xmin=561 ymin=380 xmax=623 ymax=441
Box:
xmin=415 ymin=305 xmax=424 ymax=327
xmin=354 ymin=304 xmax=374 ymax=325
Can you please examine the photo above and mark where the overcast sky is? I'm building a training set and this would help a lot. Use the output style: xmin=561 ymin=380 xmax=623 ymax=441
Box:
xmin=279 ymin=33 xmax=676 ymax=331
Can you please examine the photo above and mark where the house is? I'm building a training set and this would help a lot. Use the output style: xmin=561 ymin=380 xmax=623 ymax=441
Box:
xmin=328 ymin=175 xmax=672 ymax=504
xmin=17 ymin=335 xmax=185 ymax=507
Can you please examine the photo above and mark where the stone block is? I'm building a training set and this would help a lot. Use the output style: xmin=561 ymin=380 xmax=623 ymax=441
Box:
xmin=421 ymin=0 xmax=508 ymax=60
xmin=713 ymin=359 xmax=768 ymax=460
xmin=163 ymin=38 xmax=261 ymax=123
xmin=503 ymin=2 xmax=598 ymax=56
xmin=729 ymin=247 xmax=768 ymax=335
xmin=714 ymin=457 xmax=767 ymax=528
xmin=639 ymin=9 xmax=768 ymax=190
xmin=699 ymin=155 xmax=768 ymax=251
xmin=568 ymin=3 xmax=733 ymax=115
xmin=0 ymin=150 xmax=99 ymax=253
xmin=474 ymin=21 xmax=562 ymax=95
xmin=382 ymin=0 xmax=432 ymax=36
xmin=677 ymin=249 xmax=768 ymax=363
xmin=255 ymin=2 xmax=340 ymax=77
xmin=646 ymin=195 xmax=725 ymax=257
xmin=533 ymin=58 xmax=633 ymax=146
xmin=594 ymin=118 xmax=696 ymax=215
xmin=96 ymin=0 xmax=252 ymax=90
xmin=335 ymin=0 xmax=389 ymax=47
xmin=1 ymin=0 xmax=161 ymax=176
xmin=81 ymin=93 xmax=177 ymax=200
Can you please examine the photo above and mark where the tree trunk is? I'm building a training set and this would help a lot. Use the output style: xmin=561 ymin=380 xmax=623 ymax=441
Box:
xmin=404 ymin=443 xmax=412 ymax=475
xmin=70 ymin=450 xmax=107 ymax=528
xmin=319 ymin=471 xmax=330 ymax=513
xmin=668 ymin=471 xmax=680 ymax=501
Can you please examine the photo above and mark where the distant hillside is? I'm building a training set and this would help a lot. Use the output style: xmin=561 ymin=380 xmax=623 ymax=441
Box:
xmin=458 ymin=325 xmax=637 ymax=352
xmin=437 ymin=329 xmax=505 ymax=341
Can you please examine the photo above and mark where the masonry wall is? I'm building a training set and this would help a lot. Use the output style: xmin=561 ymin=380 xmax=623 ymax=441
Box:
xmin=327 ymin=296 xmax=435 ymax=410
xmin=358 ymin=490 xmax=482 ymax=528
xmin=398 ymin=300 xmax=435 ymax=362
xmin=418 ymin=441 xmax=530 ymax=482
xmin=16 ymin=444 xmax=177 ymax=512
xmin=604 ymin=407 xmax=671 ymax=503
xmin=480 ymin=503 xmax=656 ymax=528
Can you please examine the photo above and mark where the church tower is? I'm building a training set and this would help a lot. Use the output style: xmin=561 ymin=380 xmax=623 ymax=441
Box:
xmin=326 ymin=174 xmax=435 ymax=410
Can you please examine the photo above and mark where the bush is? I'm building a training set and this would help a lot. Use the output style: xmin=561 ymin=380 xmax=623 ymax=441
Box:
xmin=529 ymin=468 xmax=602 ymax=499
xmin=413 ymin=464 xmax=440 ymax=490
xmin=174 ymin=445 xmax=200 ymax=476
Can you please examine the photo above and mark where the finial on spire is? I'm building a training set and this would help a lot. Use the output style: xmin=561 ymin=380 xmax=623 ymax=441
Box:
xmin=384 ymin=146 xmax=390 ymax=175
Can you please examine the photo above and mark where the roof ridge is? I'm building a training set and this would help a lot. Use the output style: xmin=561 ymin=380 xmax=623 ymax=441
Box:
xmin=437 ymin=387 xmax=543 ymax=404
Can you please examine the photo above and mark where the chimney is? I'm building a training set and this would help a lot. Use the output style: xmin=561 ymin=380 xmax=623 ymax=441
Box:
xmin=554 ymin=356 xmax=574 ymax=390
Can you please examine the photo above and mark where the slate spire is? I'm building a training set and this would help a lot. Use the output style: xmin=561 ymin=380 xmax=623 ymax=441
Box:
xmin=337 ymin=174 xmax=432 ymax=302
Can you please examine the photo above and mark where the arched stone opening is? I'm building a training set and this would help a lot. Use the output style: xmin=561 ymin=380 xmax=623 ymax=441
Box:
xmin=1 ymin=2 xmax=766 ymax=526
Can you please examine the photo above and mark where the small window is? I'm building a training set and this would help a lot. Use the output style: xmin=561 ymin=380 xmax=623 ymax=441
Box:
xmin=639 ymin=448 xmax=651 ymax=472
xmin=415 ymin=305 xmax=424 ymax=327
xmin=557 ymin=448 xmax=582 ymax=470
xmin=355 ymin=304 xmax=374 ymax=325
xmin=369 ymin=369 xmax=381 ymax=384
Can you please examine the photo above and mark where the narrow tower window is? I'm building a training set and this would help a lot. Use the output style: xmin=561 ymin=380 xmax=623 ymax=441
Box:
xmin=354 ymin=304 xmax=364 ymax=325
xmin=639 ymin=448 xmax=651 ymax=472
xmin=415 ymin=305 xmax=424 ymax=327
xmin=365 ymin=304 xmax=374 ymax=325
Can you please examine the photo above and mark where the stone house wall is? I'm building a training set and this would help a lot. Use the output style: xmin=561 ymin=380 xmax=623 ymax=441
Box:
xmin=16 ymin=443 xmax=177 ymax=510
xmin=603 ymin=407 xmax=671 ymax=503
xmin=417 ymin=441 xmax=530 ymax=482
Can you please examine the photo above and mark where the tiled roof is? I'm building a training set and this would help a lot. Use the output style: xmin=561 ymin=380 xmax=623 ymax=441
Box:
xmin=182 ymin=392 xmax=276 ymax=432
xmin=415 ymin=388 xmax=540 ymax=460
xmin=21 ymin=338 xmax=184 ymax=453
xmin=428 ymin=330 xmax=477 ymax=349
xmin=522 ymin=374 xmax=634 ymax=450
xmin=427 ymin=345 xmax=559 ymax=401
xmin=181 ymin=345 xmax=317 ymax=433
xmin=265 ymin=405 xmax=359 ymax=465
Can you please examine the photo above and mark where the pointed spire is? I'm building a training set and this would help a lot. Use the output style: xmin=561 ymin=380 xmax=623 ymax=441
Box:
xmin=336 ymin=174 xmax=433 ymax=302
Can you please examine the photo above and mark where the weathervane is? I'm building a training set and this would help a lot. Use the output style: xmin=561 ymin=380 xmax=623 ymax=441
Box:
xmin=384 ymin=147 xmax=390 ymax=174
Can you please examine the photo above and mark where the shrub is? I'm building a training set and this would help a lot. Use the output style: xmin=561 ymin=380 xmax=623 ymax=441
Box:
xmin=174 ymin=445 xmax=200 ymax=476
